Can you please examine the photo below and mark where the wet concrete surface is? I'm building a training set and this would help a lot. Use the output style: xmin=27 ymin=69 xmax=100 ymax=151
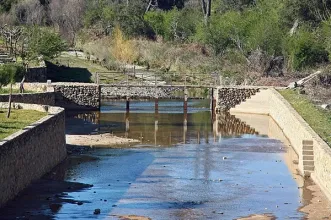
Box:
xmin=0 ymin=100 xmax=330 ymax=219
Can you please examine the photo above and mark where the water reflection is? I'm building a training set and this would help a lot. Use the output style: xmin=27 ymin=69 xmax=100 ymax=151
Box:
xmin=0 ymin=100 xmax=325 ymax=220
xmin=67 ymin=100 xmax=263 ymax=147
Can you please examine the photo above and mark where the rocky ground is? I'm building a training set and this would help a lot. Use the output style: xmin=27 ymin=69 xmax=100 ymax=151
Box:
xmin=66 ymin=133 xmax=140 ymax=147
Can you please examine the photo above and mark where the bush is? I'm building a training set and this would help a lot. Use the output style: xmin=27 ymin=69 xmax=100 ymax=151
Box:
xmin=145 ymin=8 xmax=201 ymax=42
xmin=284 ymin=29 xmax=328 ymax=70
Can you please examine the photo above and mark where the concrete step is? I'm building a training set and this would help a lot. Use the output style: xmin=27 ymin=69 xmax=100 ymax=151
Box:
xmin=230 ymin=89 xmax=270 ymax=115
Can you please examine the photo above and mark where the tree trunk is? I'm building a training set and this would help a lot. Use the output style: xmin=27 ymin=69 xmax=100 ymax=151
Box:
xmin=6 ymin=83 xmax=12 ymax=118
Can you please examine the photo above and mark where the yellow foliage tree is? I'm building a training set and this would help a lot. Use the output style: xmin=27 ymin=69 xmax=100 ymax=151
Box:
xmin=111 ymin=26 xmax=136 ymax=65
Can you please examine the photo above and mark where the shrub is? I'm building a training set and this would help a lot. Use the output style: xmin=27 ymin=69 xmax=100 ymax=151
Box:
xmin=284 ymin=29 xmax=328 ymax=70
xmin=0 ymin=63 xmax=25 ymax=87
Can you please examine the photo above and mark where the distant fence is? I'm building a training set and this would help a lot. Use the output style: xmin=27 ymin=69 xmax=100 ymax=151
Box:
xmin=96 ymin=70 xmax=220 ymax=88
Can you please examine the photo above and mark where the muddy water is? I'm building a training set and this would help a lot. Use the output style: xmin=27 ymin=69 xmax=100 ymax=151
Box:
xmin=0 ymin=100 xmax=319 ymax=219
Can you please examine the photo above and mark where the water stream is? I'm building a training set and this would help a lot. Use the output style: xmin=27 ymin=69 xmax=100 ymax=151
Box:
xmin=0 ymin=100 xmax=311 ymax=219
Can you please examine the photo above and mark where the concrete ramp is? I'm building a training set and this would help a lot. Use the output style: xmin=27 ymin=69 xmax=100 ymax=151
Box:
xmin=230 ymin=89 xmax=270 ymax=115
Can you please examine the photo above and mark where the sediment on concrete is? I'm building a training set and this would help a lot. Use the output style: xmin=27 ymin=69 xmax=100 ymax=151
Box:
xmin=0 ymin=103 xmax=66 ymax=207
xmin=227 ymin=87 xmax=331 ymax=201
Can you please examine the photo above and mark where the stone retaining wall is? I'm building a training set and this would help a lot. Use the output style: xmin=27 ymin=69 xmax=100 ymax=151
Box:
xmin=52 ymin=83 xmax=100 ymax=110
xmin=0 ymin=92 xmax=55 ymax=106
xmin=101 ymin=86 xmax=182 ymax=99
xmin=216 ymin=87 xmax=260 ymax=111
xmin=0 ymin=103 xmax=66 ymax=207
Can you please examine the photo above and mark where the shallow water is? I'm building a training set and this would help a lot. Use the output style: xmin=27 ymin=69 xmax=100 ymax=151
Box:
xmin=0 ymin=100 xmax=309 ymax=219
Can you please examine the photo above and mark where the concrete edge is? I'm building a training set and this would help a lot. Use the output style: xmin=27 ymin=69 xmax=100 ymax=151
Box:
xmin=231 ymin=87 xmax=331 ymax=201
xmin=0 ymin=102 xmax=65 ymax=146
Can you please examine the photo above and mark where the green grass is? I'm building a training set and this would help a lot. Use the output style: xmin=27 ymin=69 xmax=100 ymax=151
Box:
xmin=279 ymin=89 xmax=331 ymax=146
xmin=0 ymin=109 xmax=47 ymax=140
xmin=0 ymin=88 xmax=34 ymax=94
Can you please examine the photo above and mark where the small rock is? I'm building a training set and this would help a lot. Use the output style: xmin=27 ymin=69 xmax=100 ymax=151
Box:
xmin=112 ymin=205 xmax=117 ymax=207
xmin=219 ymin=179 xmax=223 ymax=182
xmin=321 ymin=104 xmax=331 ymax=110
xmin=94 ymin=209 xmax=101 ymax=215
xmin=222 ymin=156 xmax=227 ymax=160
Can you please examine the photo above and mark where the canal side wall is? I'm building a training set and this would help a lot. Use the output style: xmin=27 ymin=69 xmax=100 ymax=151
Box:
xmin=227 ymin=87 xmax=331 ymax=201
xmin=0 ymin=103 xmax=66 ymax=207
xmin=0 ymin=92 xmax=55 ymax=106
xmin=268 ymin=89 xmax=331 ymax=201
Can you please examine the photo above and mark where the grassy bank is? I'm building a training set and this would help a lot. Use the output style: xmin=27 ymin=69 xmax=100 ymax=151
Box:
xmin=0 ymin=109 xmax=47 ymax=140
xmin=0 ymin=88 xmax=23 ymax=94
xmin=0 ymin=88 xmax=34 ymax=94
xmin=279 ymin=89 xmax=331 ymax=146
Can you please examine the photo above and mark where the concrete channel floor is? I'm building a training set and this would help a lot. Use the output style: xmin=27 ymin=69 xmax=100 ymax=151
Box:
xmin=1 ymin=100 xmax=331 ymax=220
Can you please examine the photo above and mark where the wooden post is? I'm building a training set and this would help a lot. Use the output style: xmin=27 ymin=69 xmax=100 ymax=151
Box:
xmin=126 ymin=96 xmax=130 ymax=113
xmin=126 ymin=69 xmax=129 ymax=86
xmin=197 ymin=131 xmax=200 ymax=144
xmin=155 ymin=97 xmax=159 ymax=114
xmin=184 ymin=87 xmax=188 ymax=112
xmin=125 ymin=112 xmax=130 ymax=138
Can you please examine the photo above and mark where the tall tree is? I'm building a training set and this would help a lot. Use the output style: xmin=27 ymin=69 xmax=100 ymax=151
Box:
xmin=50 ymin=0 xmax=86 ymax=46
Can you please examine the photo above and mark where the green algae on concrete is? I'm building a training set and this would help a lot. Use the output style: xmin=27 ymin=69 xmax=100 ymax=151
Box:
xmin=279 ymin=89 xmax=331 ymax=146
xmin=0 ymin=109 xmax=47 ymax=140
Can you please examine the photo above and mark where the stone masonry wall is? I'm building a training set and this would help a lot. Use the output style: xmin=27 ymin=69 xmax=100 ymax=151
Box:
xmin=0 ymin=92 xmax=55 ymax=106
xmin=52 ymin=83 xmax=100 ymax=110
xmin=216 ymin=87 xmax=260 ymax=111
xmin=0 ymin=103 xmax=66 ymax=207
xmin=101 ymin=86 xmax=182 ymax=99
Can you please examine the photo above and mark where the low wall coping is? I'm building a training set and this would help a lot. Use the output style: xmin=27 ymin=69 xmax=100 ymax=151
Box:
xmin=0 ymin=103 xmax=64 ymax=146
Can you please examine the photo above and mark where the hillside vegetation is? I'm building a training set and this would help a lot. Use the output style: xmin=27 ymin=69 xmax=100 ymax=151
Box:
xmin=2 ymin=0 xmax=331 ymax=85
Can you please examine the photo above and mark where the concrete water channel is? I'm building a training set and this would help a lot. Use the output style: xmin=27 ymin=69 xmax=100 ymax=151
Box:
xmin=0 ymin=100 xmax=330 ymax=219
